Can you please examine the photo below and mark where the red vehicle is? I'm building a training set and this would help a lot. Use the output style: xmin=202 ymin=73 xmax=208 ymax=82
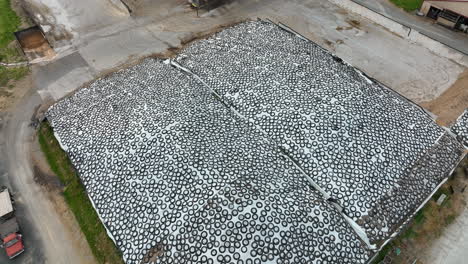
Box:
xmin=0 ymin=187 xmax=24 ymax=259
xmin=3 ymin=233 xmax=24 ymax=259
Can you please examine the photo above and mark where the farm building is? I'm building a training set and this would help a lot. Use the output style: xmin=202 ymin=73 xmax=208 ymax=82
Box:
xmin=421 ymin=0 xmax=468 ymax=31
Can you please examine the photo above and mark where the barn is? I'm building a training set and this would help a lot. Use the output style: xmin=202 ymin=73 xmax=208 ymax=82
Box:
xmin=421 ymin=0 xmax=468 ymax=31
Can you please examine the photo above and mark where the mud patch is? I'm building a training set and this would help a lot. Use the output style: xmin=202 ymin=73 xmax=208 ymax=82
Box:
xmin=336 ymin=25 xmax=353 ymax=31
xmin=14 ymin=26 xmax=55 ymax=62
xmin=324 ymin=39 xmax=333 ymax=47
xmin=421 ymin=69 xmax=468 ymax=126
xmin=347 ymin=19 xmax=361 ymax=29
xmin=31 ymin=129 xmax=63 ymax=191
xmin=32 ymin=164 xmax=63 ymax=191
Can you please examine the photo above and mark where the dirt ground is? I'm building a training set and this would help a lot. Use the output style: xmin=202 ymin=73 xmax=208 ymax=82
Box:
xmin=18 ymin=30 xmax=47 ymax=49
xmin=0 ymin=73 xmax=32 ymax=111
xmin=420 ymin=69 xmax=468 ymax=126
xmin=30 ymin=133 xmax=97 ymax=263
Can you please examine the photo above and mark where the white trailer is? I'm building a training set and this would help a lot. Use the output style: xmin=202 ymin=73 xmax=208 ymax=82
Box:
xmin=0 ymin=188 xmax=14 ymax=221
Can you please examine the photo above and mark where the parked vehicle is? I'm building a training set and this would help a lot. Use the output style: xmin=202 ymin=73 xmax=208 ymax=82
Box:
xmin=0 ymin=187 xmax=24 ymax=259
xmin=2 ymin=233 xmax=24 ymax=259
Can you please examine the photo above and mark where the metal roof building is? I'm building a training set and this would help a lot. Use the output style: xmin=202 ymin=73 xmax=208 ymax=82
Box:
xmin=421 ymin=0 xmax=468 ymax=31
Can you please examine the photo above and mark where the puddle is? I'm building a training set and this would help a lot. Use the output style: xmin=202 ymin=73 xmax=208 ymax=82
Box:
xmin=14 ymin=26 xmax=56 ymax=63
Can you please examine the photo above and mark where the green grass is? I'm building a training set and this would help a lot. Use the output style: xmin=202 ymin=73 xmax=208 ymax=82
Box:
xmin=0 ymin=46 xmax=23 ymax=63
xmin=0 ymin=0 xmax=28 ymax=88
xmin=413 ymin=209 xmax=426 ymax=225
xmin=38 ymin=122 xmax=124 ymax=264
xmin=0 ymin=0 xmax=20 ymax=48
xmin=401 ymin=228 xmax=417 ymax=239
xmin=372 ymin=243 xmax=393 ymax=264
xmin=0 ymin=66 xmax=28 ymax=87
xmin=389 ymin=0 xmax=423 ymax=11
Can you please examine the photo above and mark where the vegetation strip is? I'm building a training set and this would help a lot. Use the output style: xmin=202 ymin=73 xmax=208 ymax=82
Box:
xmin=0 ymin=0 xmax=28 ymax=87
xmin=38 ymin=122 xmax=123 ymax=264
xmin=389 ymin=0 xmax=423 ymax=11
xmin=0 ymin=0 xmax=20 ymax=47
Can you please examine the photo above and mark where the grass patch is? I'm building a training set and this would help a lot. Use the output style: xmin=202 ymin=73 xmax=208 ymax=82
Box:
xmin=0 ymin=66 xmax=29 ymax=87
xmin=0 ymin=46 xmax=23 ymax=63
xmin=401 ymin=228 xmax=417 ymax=239
xmin=0 ymin=0 xmax=28 ymax=88
xmin=445 ymin=214 xmax=456 ymax=225
xmin=0 ymin=0 xmax=21 ymax=48
xmin=413 ymin=209 xmax=425 ymax=225
xmin=0 ymin=0 xmax=23 ymax=62
xmin=389 ymin=0 xmax=423 ymax=11
xmin=38 ymin=122 xmax=124 ymax=264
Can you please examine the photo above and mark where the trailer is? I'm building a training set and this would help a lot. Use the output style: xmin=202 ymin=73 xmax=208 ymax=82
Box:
xmin=0 ymin=188 xmax=14 ymax=221
xmin=0 ymin=188 xmax=24 ymax=259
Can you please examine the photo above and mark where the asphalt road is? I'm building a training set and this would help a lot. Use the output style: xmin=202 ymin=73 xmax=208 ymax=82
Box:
xmin=0 ymin=92 xmax=45 ymax=263
xmin=353 ymin=0 xmax=468 ymax=55
xmin=0 ymin=89 xmax=95 ymax=263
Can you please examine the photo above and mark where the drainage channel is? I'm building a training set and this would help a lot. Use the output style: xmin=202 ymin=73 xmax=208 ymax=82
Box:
xmin=14 ymin=25 xmax=56 ymax=62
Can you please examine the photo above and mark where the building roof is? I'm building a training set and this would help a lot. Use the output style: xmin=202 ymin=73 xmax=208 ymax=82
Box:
xmin=0 ymin=189 xmax=13 ymax=218
xmin=425 ymin=0 xmax=468 ymax=17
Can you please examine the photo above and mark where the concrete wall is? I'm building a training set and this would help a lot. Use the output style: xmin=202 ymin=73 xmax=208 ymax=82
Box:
xmin=421 ymin=2 xmax=432 ymax=15
xmin=328 ymin=0 xmax=468 ymax=68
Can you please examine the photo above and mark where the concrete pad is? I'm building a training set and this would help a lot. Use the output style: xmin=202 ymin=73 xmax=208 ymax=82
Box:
xmin=78 ymin=27 xmax=168 ymax=73
xmin=144 ymin=23 xmax=192 ymax=48
xmin=33 ymin=52 xmax=95 ymax=101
